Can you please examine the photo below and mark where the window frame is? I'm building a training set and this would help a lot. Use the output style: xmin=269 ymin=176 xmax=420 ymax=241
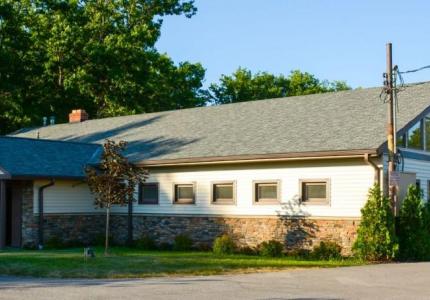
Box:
xmin=173 ymin=182 xmax=196 ymax=205
xmin=299 ymin=179 xmax=331 ymax=206
xmin=427 ymin=180 xmax=430 ymax=202
xmin=211 ymin=181 xmax=237 ymax=205
xmin=253 ymin=180 xmax=281 ymax=205
xmin=138 ymin=182 xmax=159 ymax=205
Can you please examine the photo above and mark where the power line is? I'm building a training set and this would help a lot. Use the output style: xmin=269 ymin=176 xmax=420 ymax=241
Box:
xmin=398 ymin=65 xmax=430 ymax=74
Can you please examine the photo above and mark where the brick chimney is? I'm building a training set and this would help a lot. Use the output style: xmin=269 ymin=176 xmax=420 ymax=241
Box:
xmin=69 ymin=109 xmax=89 ymax=123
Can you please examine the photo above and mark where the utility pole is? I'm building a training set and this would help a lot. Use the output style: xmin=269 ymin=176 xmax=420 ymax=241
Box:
xmin=385 ymin=42 xmax=397 ymax=213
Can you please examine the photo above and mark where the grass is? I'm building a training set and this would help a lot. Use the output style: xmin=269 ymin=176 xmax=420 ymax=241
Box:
xmin=0 ymin=247 xmax=365 ymax=279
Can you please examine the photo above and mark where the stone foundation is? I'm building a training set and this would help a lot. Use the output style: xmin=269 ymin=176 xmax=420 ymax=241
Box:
xmin=19 ymin=182 xmax=359 ymax=253
xmin=25 ymin=214 xmax=358 ymax=255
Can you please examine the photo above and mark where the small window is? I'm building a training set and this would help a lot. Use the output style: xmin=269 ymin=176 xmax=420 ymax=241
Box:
xmin=407 ymin=121 xmax=423 ymax=150
xmin=138 ymin=183 xmax=159 ymax=205
xmin=416 ymin=179 xmax=421 ymax=191
xmin=427 ymin=180 xmax=430 ymax=201
xmin=397 ymin=133 xmax=405 ymax=148
xmin=300 ymin=180 xmax=330 ymax=205
xmin=426 ymin=118 xmax=430 ymax=151
xmin=254 ymin=181 xmax=280 ymax=204
xmin=174 ymin=183 xmax=195 ymax=204
xmin=212 ymin=182 xmax=235 ymax=204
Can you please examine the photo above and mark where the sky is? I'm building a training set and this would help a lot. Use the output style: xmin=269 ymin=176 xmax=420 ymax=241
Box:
xmin=156 ymin=0 xmax=430 ymax=89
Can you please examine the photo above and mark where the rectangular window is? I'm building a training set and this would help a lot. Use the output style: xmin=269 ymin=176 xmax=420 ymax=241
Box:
xmin=427 ymin=180 xmax=430 ymax=201
xmin=416 ymin=179 xmax=421 ymax=191
xmin=212 ymin=182 xmax=235 ymax=204
xmin=300 ymin=180 xmax=330 ymax=205
xmin=174 ymin=184 xmax=195 ymax=204
xmin=407 ymin=121 xmax=423 ymax=150
xmin=138 ymin=183 xmax=159 ymax=205
xmin=397 ymin=133 xmax=405 ymax=148
xmin=426 ymin=118 xmax=430 ymax=151
xmin=254 ymin=181 xmax=280 ymax=204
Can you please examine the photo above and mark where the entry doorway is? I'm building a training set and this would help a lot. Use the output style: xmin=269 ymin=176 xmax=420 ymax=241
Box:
xmin=5 ymin=182 xmax=22 ymax=247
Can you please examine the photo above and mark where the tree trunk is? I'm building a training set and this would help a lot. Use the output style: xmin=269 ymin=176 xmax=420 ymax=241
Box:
xmin=105 ymin=206 xmax=110 ymax=256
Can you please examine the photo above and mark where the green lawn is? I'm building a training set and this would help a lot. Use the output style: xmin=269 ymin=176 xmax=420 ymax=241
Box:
xmin=0 ymin=247 xmax=364 ymax=279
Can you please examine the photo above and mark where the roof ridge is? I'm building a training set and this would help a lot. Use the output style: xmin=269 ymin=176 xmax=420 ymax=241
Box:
xmin=0 ymin=135 xmax=100 ymax=147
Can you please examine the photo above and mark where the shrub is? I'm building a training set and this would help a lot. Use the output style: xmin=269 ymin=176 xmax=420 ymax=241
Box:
xmin=237 ymin=246 xmax=258 ymax=256
xmin=159 ymin=242 xmax=173 ymax=251
xmin=353 ymin=185 xmax=398 ymax=261
xmin=398 ymin=185 xmax=430 ymax=261
xmin=173 ymin=234 xmax=193 ymax=251
xmin=135 ymin=236 xmax=157 ymax=250
xmin=44 ymin=236 xmax=65 ymax=249
xmin=312 ymin=241 xmax=342 ymax=260
xmin=287 ymin=248 xmax=312 ymax=259
xmin=212 ymin=234 xmax=236 ymax=255
xmin=258 ymin=240 xmax=284 ymax=257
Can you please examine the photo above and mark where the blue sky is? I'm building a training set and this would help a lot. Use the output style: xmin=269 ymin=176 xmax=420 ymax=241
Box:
xmin=156 ymin=0 xmax=430 ymax=89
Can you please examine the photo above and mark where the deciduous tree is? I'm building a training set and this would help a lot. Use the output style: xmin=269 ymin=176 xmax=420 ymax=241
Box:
xmin=86 ymin=140 xmax=148 ymax=255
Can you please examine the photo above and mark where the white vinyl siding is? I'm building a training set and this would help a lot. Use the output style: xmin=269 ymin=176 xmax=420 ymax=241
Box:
xmin=34 ymin=158 xmax=375 ymax=217
xmin=398 ymin=156 xmax=430 ymax=203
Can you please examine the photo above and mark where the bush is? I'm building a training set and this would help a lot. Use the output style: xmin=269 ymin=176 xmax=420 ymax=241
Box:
xmin=352 ymin=185 xmax=398 ymax=261
xmin=44 ymin=236 xmax=65 ymax=249
xmin=135 ymin=236 xmax=157 ymax=250
xmin=312 ymin=241 xmax=342 ymax=260
xmin=287 ymin=248 xmax=312 ymax=259
xmin=173 ymin=234 xmax=193 ymax=251
xmin=159 ymin=242 xmax=173 ymax=251
xmin=212 ymin=234 xmax=236 ymax=255
xmin=258 ymin=240 xmax=284 ymax=257
xmin=237 ymin=246 xmax=258 ymax=256
xmin=398 ymin=185 xmax=430 ymax=261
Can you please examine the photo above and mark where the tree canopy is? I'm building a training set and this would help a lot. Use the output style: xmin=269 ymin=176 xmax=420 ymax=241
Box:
xmin=206 ymin=68 xmax=350 ymax=105
xmin=0 ymin=0 xmax=205 ymax=133
xmin=0 ymin=1 xmax=351 ymax=135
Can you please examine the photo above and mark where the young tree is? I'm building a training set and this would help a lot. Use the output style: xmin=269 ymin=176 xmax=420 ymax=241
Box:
xmin=86 ymin=140 xmax=148 ymax=255
xmin=398 ymin=185 xmax=430 ymax=261
xmin=353 ymin=185 xmax=398 ymax=261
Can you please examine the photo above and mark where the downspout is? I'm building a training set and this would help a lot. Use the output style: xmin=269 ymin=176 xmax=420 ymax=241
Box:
xmin=364 ymin=153 xmax=380 ymax=185
xmin=38 ymin=179 xmax=55 ymax=250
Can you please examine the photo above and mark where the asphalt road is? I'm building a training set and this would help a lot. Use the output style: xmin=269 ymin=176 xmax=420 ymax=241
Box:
xmin=1 ymin=263 xmax=429 ymax=300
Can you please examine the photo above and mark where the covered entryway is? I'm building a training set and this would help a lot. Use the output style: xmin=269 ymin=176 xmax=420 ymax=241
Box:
xmin=0 ymin=180 xmax=22 ymax=248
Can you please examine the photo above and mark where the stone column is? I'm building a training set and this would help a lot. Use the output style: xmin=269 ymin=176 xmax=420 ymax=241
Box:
xmin=0 ymin=180 xmax=6 ymax=248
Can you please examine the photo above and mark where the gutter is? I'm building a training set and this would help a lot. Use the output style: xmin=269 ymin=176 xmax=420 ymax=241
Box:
xmin=137 ymin=149 xmax=379 ymax=167
xmin=38 ymin=179 xmax=55 ymax=249
xmin=364 ymin=153 xmax=380 ymax=185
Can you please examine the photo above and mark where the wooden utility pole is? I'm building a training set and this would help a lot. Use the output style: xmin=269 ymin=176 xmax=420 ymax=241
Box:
xmin=386 ymin=42 xmax=396 ymax=213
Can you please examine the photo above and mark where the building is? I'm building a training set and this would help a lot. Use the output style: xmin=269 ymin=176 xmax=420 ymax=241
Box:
xmin=1 ymin=83 xmax=430 ymax=253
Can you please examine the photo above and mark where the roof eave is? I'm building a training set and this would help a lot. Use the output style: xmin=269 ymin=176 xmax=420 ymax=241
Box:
xmin=136 ymin=149 xmax=380 ymax=167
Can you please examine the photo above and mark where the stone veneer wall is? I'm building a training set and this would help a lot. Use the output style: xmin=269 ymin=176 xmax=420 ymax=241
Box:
xmin=113 ymin=215 xmax=359 ymax=255
xmin=21 ymin=181 xmax=38 ymax=248
xmin=20 ymin=186 xmax=359 ymax=253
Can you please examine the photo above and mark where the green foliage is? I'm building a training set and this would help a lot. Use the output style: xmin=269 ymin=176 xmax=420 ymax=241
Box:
xmin=44 ymin=236 xmax=65 ymax=249
xmin=237 ymin=246 xmax=258 ymax=256
xmin=353 ymin=185 xmax=398 ymax=261
xmin=258 ymin=240 xmax=284 ymax=257
xmin=398 ymin=185 xmax=430 ymax=261
xmin=311 ymin=241 xmax=342 ymax=260
xmin=207 ymin=68 xmax=350 ymax=105
xmin=0 ymin=0 xmax=204 ymax=134
xmin=135 ymin=236 xmax=158 ymax=251
xmin=86 ymin=140 xmax=148 ymax=254
xmin=173 ymin=234 xmax=193 ymax=251
xmin=212 ymin=235 xmax=236 ymax=255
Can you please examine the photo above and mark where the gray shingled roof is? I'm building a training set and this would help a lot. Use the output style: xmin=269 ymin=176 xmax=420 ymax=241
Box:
xmin=12 ymin=82 xmax=430 ymax=163
xmin=0 ymin=137 xmax=100 ymax=179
